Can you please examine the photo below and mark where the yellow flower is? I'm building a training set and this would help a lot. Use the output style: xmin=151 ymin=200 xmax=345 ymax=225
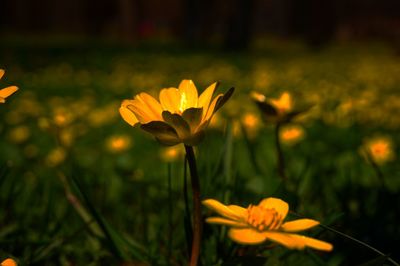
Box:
xmin=119 ymin=80 xmax=234 ymax=146
xmin=45 ymin=147 xmax=67 ymax=167
xmin=279 ymin=125 xmax=305 ymax=145
xmin=203 ymin=197 xmax=333 ymax=251
xmin=106 ymin=135 xmax=132 ymax=153
xmin=362 ymin=137 xmax=395 ymax=164
xmin=160 ymin=146 xmax=184 ymax=162
xmin=251 ymin=91 xmax=309 ymax=124
xmin=1 ymin=258 xmax=17 ymax=266
xmin=0 ymin=69 xmax=18 ymax=104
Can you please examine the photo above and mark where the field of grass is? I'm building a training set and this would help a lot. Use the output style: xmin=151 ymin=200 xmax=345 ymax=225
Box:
xmin=0 ymin=40 xmax=399 ymax=265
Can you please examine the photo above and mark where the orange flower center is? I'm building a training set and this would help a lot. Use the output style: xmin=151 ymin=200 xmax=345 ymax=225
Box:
xmin=247 ymin=205 xmax=283 ymax=231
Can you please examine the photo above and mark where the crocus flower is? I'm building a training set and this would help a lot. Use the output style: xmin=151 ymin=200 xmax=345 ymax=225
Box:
xmin=120 ymin=80 xmax=234 ymax=146
xmin=251 ymin=91 xmax=309 ymax=124
xmin=1 ymin=258 xmax=17 ymax=266
xmin=0 ymin=69 xmax=18 ymax=104
xmin=203 ymin=197 xmax=333 ymax=251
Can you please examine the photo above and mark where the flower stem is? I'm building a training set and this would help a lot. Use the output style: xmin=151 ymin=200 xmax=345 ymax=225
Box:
xmin=364 ymin=148 xmax=386 ymax=188
xmin=274 ymin=122 xmax=287 ymax=181
xmin=184 ymin=145 xmax=202 ymax=266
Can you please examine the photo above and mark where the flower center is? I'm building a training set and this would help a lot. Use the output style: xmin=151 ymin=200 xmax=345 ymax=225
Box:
xmin=179 ymin=92 xmax=188 ymax=113
xmin=246 ymin=205 xmax=283 ymax=231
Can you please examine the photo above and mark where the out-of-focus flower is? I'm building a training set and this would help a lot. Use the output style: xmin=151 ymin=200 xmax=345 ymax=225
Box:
xmin=7 ymin=125 xmax=30 ymax=144
xmin=241 ymin=112 xmax=261 ymax=139
xmin=361 ymin=136 xmax=395 ymax=165
xmin=251 ymin=91 xmax=309 ymax=124
xmin=0 ymin=69 xmax=18 ymax=104
xmin=203 ymin=197 xmax=333 ymax=251
xmin=279 ymin=125 xmax=305 ymax=145
xmin=45 ymin=147 xmax=67 ymax=167
xmin=1 ymin=258 xmax=17 ymax=266
xmin=106 ymin=135 xmax=132 ymax=153
xmin=119 ymin=80 xmax=234 ymax=146
xmin=160 ymin=146 xmax=184 ymax=162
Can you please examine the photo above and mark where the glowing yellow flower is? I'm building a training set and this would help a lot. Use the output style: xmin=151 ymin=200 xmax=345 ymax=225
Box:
xmin=362 ymin=137 xmax=395 ymax=164
xmin=251 ymin=91 xmax=309 ymax=124
xmin=120 ymin=80 xmax=234 ymax=146
xmin=279 ymin=125 xmax=305 ymax=145
xmin=160 ymin=146 xmax=184 ymax=162
xmin=106 ymin=135 xmax=132 ymax=153
xmin=203 ymin=197 xmax=333 ymax=251
xmin=0 ymin=70 xmax=18 ymax=104
xmin=1 ymin=258 xmax=17 ymax=266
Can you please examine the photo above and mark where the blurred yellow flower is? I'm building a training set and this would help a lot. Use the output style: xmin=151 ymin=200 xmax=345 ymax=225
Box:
xmin=252 ymin=91 xmax=309 ymax=124
xmin=106 ymin=135 xmax=132 ymax=153
xmin=8 ymin=125 xmax=30 ymax=144
xmin=241 ymin=112 xmax=261 ymax=139
xmin=120 ymin=80 xmax=234 ymax=146
xmin=203 ymin=197 xmax=332 ymax=251
xmin=0 ymin=69 xmax=18 ymax=104
xmin=160 ymin=146 xmax=184 ymax=162
xmin=1 ymin=258 xmax=17 ymax=266
xmin=45 ymin=147 xmax=67 ymax=167
xmin=362 ymin=137 xmax=395 ymax=164
xmin=279 ymin=125 xmax=305 ymax=145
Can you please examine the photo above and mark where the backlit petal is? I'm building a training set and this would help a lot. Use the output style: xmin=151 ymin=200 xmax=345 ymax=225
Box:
xmin=202 ymin=199 xmax=244 ymax=221
xmin=178 ymin=80 xmax=198 ymax=110
xmin=203 ymin=94 xmax=222 ymax=122
xmin=159 ymin=87 xmax=181 ymax=113
xmin=0 ymin=69 xmax=4 ymax=79
xmin=228 ymin=228 xmax=267 ymax=245
xmin=119 ymin=102 xmax=139 ymax=126
xmin=214 ymin=87 xmax=234 ymax=112
xmin=136 ymin=93 xmax=163 ymax=120
xmin=206 ymin=217 xmax=248 ymax=227
xmin=0 ymin=86 xmax=18 ymax=98
xmin=258 ymin=198 xmax=289 ymax=220
xmin=281 ymin=219 xmax=319 ymax=232
xmin=127 ymin=104 xmax=156 ymax=124
xmin=198 ymin=82 xmax=218 ymax=119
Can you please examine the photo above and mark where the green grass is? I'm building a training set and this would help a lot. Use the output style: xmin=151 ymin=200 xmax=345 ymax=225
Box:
xmin=0 ymin=40 xmax=399 ymax=265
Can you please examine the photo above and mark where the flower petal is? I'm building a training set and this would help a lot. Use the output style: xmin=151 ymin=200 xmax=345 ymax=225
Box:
xmin=162 ymin=111 xmax=191 ymax=140
xmin=228 ymin=205 xmax=248 ymax=219
xmin=203 ymin=94 xmax=222 ymax=122
xmin=140 ymin=121 xmax=181 ymax=146
xmin=119 ymin=102 xmax=139 ymax=126
xmin=214 ymin=87 xmax=234 ymax=112
xmin=290 ymin=234 xmax=333 ymax=251
xmin=263 ymin=231 xmax=305 ymax=249
xmin=198 ymin=82 xmax=218 ymax=119
xmin=206 ymin=217 xmax=248 ymax=227
xmin=182 ymin=107 xmax=203 ymax=132
xmin=127 ymin=103 xmax=157 ymax=124
xmin=159 ymin=87 xmax=181 ymax=113
xmin=136 ymin=92 xmax=163 ymax=120
xmin=202 ymin=199 xmax=245 ymax=221
xmin=0 ymin=86 xmax=18 ymax=98
xmin=228 ymin=228 xmax=267 ymax=245
xmin=1 ymin=258 xmax=17 ymax=266
xmin=178 ymin=80 xmax=198 ymax=110
xmin=258 ymin=198 xmax=289 ymax=220
xmin=0 ymin=69 xmax=4 ymax=79
xmin=281 ymin=219 xmax=319 ymax=232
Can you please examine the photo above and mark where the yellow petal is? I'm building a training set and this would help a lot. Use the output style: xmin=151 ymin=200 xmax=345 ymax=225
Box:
xmin=0 ymin=86 xmax=18 ymax=99
xmin=178 ymin=80 xmax=198 ymax=111
xmin=228 ymin=205 xmax=248 ymax=218
xmin=182 ymin=107 xmax=203 ymax=132
xmin=281 ymin=219 xmax=319 ymax=232
xmin=228 ymin=228 xmax=267 ymax=245
xmin=159 ymin=87 xmax=181 ymax=113
xmin=203 ymin=94 xmax=223 ymax=122
xmin=162 ymin=111 xmax=191 ymax=140
xmin=198 ymin=82 xmax=217 ymax=119
xmin=0 ymin=69 xmax=4 ymax=80
xmin=206 ymin=217 xmax=248 ymax=227
xmin=291 ymin=234 xmax=333 ymax=251
xmin=140 ymin=121 xmax=181 ymax=146
xmin=119 ymin=101 xmax=139 ymax=126
xmin=1 ymin=258 xmax=17 ymax=266
xmin=263 ymin=231 xmax=305 ymax=249
xmin=136 ymin=92 xmax=163 ymax=120
xmin=127 ymin=104 xmax=156 ymax=124
xmin=258 ymin=198 xmax=289 ymax=220
xmin=202 ymin=199 xmax=245 ymax=221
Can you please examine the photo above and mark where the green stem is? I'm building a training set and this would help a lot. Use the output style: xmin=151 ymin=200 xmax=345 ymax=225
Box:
xmin=364 ymin=148 xmax=386 ymax=188
xmin=274 ymin=123 xmax=287 ymax=181
xmin=167 ymin=163 xmax=172 ymax=265
xmin=184 ymin=145 xmax=202 ymax=266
